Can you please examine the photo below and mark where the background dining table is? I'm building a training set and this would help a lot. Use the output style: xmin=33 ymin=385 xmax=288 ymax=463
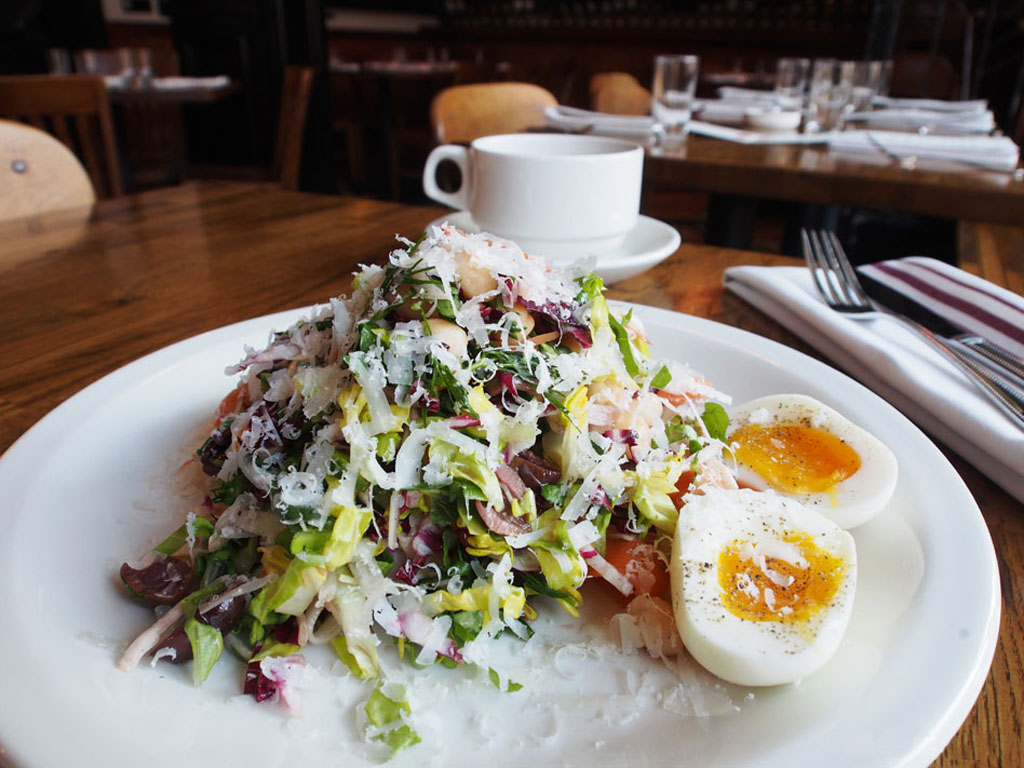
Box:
xmin=0 ymin=180 xmax=1020 ymax=767
xmin=644 ymin=134 xmax=1024 ymax=251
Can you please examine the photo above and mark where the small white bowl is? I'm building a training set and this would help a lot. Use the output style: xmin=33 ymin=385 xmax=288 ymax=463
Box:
xmin=744 ymin=107 xmax=802 ymax=132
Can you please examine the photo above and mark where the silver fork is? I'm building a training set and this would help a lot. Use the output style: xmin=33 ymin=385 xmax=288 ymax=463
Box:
xmin=801 ymin=229 xmax=1024 ymax=430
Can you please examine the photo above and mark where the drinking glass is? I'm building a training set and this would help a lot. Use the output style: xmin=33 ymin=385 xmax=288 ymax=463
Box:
xmin=806 ymin=59 xmax=855 ymax=132
xmin=47 ymin=48 xmax=72 ymax=74
xmin=651 ymin=54 xmax=700 ymax=144
xmin=133 ymin=48 xmax=153 ymax=86
xmin=774 ymin=57 xmax=810 ymax=108
xmin=875 ymin=59 xmax=894 ymax=97
xmin=851 ymin=60 xmax=884 ymax=112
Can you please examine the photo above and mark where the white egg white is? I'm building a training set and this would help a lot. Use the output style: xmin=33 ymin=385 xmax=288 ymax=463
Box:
xmin=727 ymin=393 xmax=898 ymax=529
xmin=671 ymin=487 xmax=857 ymax=687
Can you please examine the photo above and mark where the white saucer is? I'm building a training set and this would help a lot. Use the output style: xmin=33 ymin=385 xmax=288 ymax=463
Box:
xmin=425 ymin=211 xmax=681 ymax=284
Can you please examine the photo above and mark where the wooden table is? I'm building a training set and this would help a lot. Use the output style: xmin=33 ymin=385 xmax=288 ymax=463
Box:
xmin=0 ymin=181 xmax=1019 ymax=767
xmin=644 ymin=135 xmax=1024 ymax=246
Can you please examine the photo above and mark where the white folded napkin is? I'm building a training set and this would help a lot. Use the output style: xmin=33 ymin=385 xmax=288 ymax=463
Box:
xmin=150 ymin=75 xmax=231 ymax=90
xmin=700 ymin=96 xmax=802 ymax=126
xmin=872 ymin=96 xmax=989 ymax=114
xmin=717 ymin=86 xmax=787 ymax=103
xmin=723 ymin=262 xmax=1024 ymax=503
xmin=828 ymin=130 xmax=1021 ymax=171
xmin=844 ymin=108 xmax=995 ymax=135
xmin=688 ymin=120 xmax=830 ymax=145
xmin=696 ymin=100 xmax=748 ymax=126
xmin=543 ymin=105 xmax=652 ymax=138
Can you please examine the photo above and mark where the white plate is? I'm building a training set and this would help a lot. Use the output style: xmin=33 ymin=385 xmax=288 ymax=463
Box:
xmin=0 ymin=305 xmax=999 ymax=768
xmin=426 ymin=211 xmax=681 ymax=285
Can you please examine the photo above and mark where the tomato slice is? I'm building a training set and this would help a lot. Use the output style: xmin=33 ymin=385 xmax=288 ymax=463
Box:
xmin=601 ymin=539 xmax=671 ymax=598
xmin=669 ymin=469 xmax=696 ymax=509
xmin=217 ymin=382 xmax=250 ymax=419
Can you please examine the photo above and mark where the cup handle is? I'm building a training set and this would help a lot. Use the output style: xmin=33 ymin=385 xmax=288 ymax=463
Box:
xmin=422 ymin=144 xmax=469 ymax=210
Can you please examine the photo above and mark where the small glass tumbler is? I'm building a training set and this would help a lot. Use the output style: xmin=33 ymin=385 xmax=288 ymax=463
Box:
xmin=774 ymin=57 xmax=810 ymax=108
xmin=133 ymin=48 xmax=153 ymax=86
xmin=875 ymin=59 xmax=894 ymax=98
xmin=651 ymin=54 xmax=700 ymax=145
xmin=806 ymin=59 xmax=855 ymax=132
xmin=851 ymin=60 xmax=884 ymax=112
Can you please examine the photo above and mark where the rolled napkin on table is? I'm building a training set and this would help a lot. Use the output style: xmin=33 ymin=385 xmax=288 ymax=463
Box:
xmin=828 ymin=130 xmax=1021 ymax=171
xmin=722 ymin=258 xmax=1024 ymax=503
xmin=150 ymin=75 xmax=231 ymax=90
xmin=843 ymin=107 xmax=996 ymax=135
xmin=716 ymin=86 xmax=793 ymax=104
xmin=687 ymin=120 xmax=829 ymax=145
xmin=542 ymin=105 xmax=653 ymax=138
xmin=872 ymin=96 xmax=989 ymax=113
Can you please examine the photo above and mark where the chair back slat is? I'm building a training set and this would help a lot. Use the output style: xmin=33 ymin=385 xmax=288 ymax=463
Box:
xmin=0 ymin=75 xmax=122 ymax=197
xmin=52 ymin=114 xmax=74 ymax=148
xmin=272 ymin=66 xmax=315 ymax=191
xmin=73 ymin=113 xmax=105 ymax=195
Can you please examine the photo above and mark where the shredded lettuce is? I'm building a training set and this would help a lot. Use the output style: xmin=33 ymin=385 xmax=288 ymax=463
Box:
xmin=184 ymin=618 xmax=223 ymax=687
xmin=365 ymin=683 xmax=420 ymax=754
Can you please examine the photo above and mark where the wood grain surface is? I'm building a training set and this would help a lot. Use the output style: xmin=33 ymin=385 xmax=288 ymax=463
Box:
xmin=0 ymin=181 xmax=1019 ymax=767
xmin=645 ymin=135 xmax=1024 ymax=227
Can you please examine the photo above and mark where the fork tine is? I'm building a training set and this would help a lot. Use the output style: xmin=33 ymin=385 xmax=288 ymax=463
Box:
xmin=801 ymin=228 xmax=837 ymax=306
xmin=815 ymin=230 xmax=860 ymax=308
xmin=810 ymin=230 xmax=850 ymax=306
xmin=825 ymin=231 xmax=872 ymax=308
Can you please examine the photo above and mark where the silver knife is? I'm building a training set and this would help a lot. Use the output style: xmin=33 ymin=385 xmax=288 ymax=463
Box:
xmin=858 ymin=269 xmax=1024 ymax=387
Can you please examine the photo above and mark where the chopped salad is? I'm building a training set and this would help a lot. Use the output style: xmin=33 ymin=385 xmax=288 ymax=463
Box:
xmin=117 ymin=225 xmax=733 ymax=752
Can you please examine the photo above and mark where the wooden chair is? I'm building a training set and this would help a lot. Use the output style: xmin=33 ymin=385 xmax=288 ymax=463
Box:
xmin=0 ymin=119 xmax=95 ymax=222
xmin=430 ymin=82 xmax=558 ymax=145
xmin=590 ymin=72 xmax=652 ymax=116
xmin=0 ymin=75 xmax=122 ymax=197
xmin=273 ymin=65 xmax=315 ymax=190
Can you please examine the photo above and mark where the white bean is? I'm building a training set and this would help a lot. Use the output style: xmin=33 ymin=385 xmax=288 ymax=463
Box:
xmin=426 ymin=317 xmax=469 ymax=358
xmin=454 ymin=249 xmax=498 ymax=298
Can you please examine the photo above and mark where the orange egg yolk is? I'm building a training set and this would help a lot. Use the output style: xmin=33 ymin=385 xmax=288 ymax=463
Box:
xmin=718 ymin=533 xmax=844 ymax=623
xmin=729 ymin=422 xmax=861 ymax=495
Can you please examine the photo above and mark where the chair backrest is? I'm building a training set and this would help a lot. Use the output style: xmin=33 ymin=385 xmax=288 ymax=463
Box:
xmin=272 ymin=65 xmax=315 ymax=190
xmin=0 ymin=75 xmax=122 ymax=197
xmin=590 ymin=72 xmax=652 ymax=116
xmin=0 ymin=119 xmax=95 ymax=222
xmin=430 ymin=82 xmax=558 ymax=144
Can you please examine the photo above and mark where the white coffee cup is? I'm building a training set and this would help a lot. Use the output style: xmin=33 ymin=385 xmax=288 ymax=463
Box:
xmin=422 ymin=133 xmax=644 ymax=259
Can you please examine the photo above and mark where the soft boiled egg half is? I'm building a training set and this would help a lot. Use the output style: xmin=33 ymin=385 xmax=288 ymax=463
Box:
xmin=671 ymin=487 xmax=856 ymax=687
xmin=726 ymin=394 xmax=898 ymax=529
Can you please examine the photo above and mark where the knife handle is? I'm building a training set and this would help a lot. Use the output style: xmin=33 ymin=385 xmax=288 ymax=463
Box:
xmin=956 ymin=335 xmax=1024 ymax=388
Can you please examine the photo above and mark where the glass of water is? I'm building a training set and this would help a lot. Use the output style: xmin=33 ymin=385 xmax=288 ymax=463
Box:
xmin=806 ymin=59 xmax=855 ymax=132
xmin=774 ymin=57 xmax=810 ymax=108
xmin=651 ymin=54 xmax=700 ymax=145
xmin=850 ymin=60 xmax=884 ymax=112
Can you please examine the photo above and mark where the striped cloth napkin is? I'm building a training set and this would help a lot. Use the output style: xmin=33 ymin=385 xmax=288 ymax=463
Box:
xmin=859 ymin=257 xmax=1024 ymax=359
xmin=723 ymin=257 xmax=1024 ymax=503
